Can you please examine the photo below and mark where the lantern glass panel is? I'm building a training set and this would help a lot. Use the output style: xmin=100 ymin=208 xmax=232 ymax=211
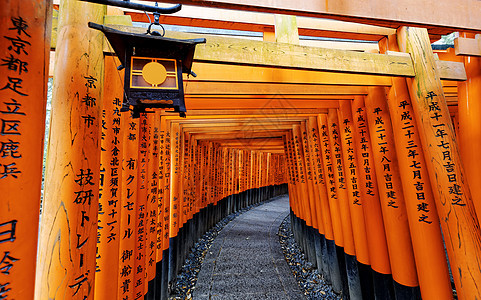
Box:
xmin=130 ymin=57 xmax=178 ymax=90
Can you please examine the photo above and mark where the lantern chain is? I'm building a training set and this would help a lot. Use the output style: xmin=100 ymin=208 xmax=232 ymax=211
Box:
xmin=146 ymin=3 xmax=166 ymax=37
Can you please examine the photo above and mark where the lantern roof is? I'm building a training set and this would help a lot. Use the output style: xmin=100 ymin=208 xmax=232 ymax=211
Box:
xmin=88 ymin=22 xmax=206 ymax=74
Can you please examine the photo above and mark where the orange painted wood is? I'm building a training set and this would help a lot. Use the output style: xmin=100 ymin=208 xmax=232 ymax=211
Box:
xmin=95 ymin=55 xmax=123 ymax=300
xmin=199 ymin=141 xmax=207 ymax=208
xmin=133 ymin=113 xmax=149 ymax=299
xmin=237 ymin=148 xmax=242 ymax=193
xmin=458 ymin=50 xmax=481 ymax=224
xmin=156 ymin=115 xmax=168 ymax=261
xmin=147 ymin=0 xmax=481 ymax=35
xmin=35 ymin=1 xmax=105 ymax=298
xmin=291 ymin=126 xmax=312 ymax=227
xmin=185 ymin=98 xmax=340 ymax=110
xmin=201 ymin=142 xmax=209 ymax=205
xmin=337 ymin=101 xmax=370 ymax=266
xmin=0 ymin=1 xmax=51 ymax=299
xmin=118 ymin=115 xmax=139 ymax=300
xmin=364 ymin=87 xmax=418 ymax=287
xmin=222 ymin=147 xmax=228 ymax=200
xmin=308 ymin=117 xmax=334 ymax=240
xmin=214 ymin=144 xmax=222 ymax=202
xmin=146 ymin=111 xmax=161 ymax=287
xmin=351 ymin=97 xmax=391 ymax=275
xmin=327 ymin=109 xmax=356 ymax=256
xmin=398 ymin=26 xmax=481 ymax=299
xmin=285 ymin=132 xmax=301 ymax=218
xmin=284 ymin=134 xmax=300 ymax=218
xmin=191 ymin=137 xmax=200 ymax=213
xmin=295 ymin=124 xmax=317 ymax=229
xmin=162 ymin=120 xmax=172 ymax=252
xmin=127 ymin=10 xmax=391 ymax=42
xmin=170 ymin=122 xmax=181 ymax=238
xmin=301 ymin=121 xmax=323 ymax=231
xmin=207 ymin=142 xmax=215 ymax=205
xmin=318 ymin=114 xmax=344 ymax=247
xmin=187 ymin=132 xmax=195 ymax=218
xmin=244 ymin=150 xmax=250 ymax=192
xmin=177 ymin=126 xmax=186 ymax=227
xmin=189 ymin=137 xmax=196 ymax=212
xmin=385 ymin=75 xmax=453 ymax=298
xmin=382 ymin=34 xmax=454 ymax=299
xmin=305 ymin=119 xmax=326 ymax=235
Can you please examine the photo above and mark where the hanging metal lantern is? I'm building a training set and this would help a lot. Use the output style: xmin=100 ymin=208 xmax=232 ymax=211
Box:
xmin=89 ymin=22 xmax=205 ymax=117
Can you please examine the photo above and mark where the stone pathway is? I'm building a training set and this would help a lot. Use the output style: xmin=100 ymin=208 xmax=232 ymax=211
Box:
xmin=193 ymin=195 xmax=304 ymax=299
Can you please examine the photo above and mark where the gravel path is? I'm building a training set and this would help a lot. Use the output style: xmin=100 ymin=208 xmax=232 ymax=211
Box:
xmin=170 ymin=194 xmax=341 ymax=299
xmin=278 ymin=216 xmax=340 ymax=300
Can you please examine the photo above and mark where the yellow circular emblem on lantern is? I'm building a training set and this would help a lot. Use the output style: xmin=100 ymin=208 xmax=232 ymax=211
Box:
xmin=142 ymin=61 xmax=167 ymax=86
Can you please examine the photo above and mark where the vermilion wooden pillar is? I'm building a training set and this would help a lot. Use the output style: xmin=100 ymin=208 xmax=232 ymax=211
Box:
xmin=326 ymin=110 xmax=355 ymax=257
xmin=177 ymin=125 xmax=186 ymax=229
xmin=95 ymin=55 xmax=123 ymax=300
xmin=35 ymin=1 xmax=105 ymax=298
xmin=290 ymin=128 xmax=311 ymax=230
xmin=284 ymin=134 xmax=300 ymax=219
xmin=318 ymin=114 xmax=345 ymax=294
xmin=364 ymin=87 xmax=419 ymax=296
xmin=118 ymin=115 xmax=139 ymax=300
xmin=327 ymin=109 xmax=362 ymax=298
xmin=457 ymin=34 xmax=481 ymax=223
xmin=156 ymin=115 xmax=171 ymax=300
xmin=134 ymin=113 xmax=149 ymax=299
xmin=293 ymin=124 xmax=316 ymax=230
xmin=351 ymin=97 xmax=394 ymax=299
xmin=382 ymin=35 xmax=453 ymax=299
xmin=308 ymin=117 xmax=334 ymax=243
xmin=398 ymin=26 xmax=481 ymax=299
xmin=301 ymin=121 xmax=322 ymax=232
xmin=0 ymin=1 xmax=52 ymax=299
xmin=305 ymin=119 xmax=326 ymax=237
xmin=146 ymin=111 xmax=160 ymax=297
xmin=318 ymin=115 xmax=344 ymax=248
xmin=158 ymin=115 xmax=170 ymax=264
xmin=337 ymin=101 xmax=373 ymax=299
xmin=170 ymin=122 xmax=180 ymax=241
xmin=337 ymin=101 xmax=370 ymax=268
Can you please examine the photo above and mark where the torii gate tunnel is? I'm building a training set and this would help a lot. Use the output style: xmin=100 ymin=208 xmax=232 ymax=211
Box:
xmin=2 ymin=0 xmax=481 ymax=299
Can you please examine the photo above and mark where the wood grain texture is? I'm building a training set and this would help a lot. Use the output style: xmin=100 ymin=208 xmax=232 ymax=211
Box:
xmin=35 ymin=0 xmax=105 ymax=299
xmin=398 ymin=26 xmax=481 ymax=299
xmin=144 ymin=0 xmax=481 ymax=33
xmin=0 ymin=1 xmax=52 ymax=299
xmin=455 ymin=37 xmax=481 ymax=56
xmin=50 ymin=20 xmax=467 ymax=80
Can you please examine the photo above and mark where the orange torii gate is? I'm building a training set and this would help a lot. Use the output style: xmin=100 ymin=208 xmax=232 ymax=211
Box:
xmin=4 ymin=0 xmax=481 ymax=300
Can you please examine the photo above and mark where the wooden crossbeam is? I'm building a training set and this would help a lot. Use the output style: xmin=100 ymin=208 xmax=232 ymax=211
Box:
xmin=125 ymin=6 xmax=395 ymax=41
xmin=191 ymin=130 xmax=288 ymax=140
xmin=298 ymin=40 xmax=379 ymax=51
xmin=183 ymin=124 xmax=296 ymax=133
xmin=165 ymin=113 xmax=312 ymax=121
xmin=165 ymin=108 xmax=327 ymax=115
xmin=120 ymin=25 xmax=466 ymax=80
xmin=210 ymin=138 xmax=286 ymax=149
xmin=188 ymin=62 xmax=392 ymax=86
xmin=455 ymin=37 xmax=481 ymax=56
xmin=216 ymin=137 xmax=284 ymax=144
xmin=150 ymin=0 xmax=481 ymax=34
xmin=184 ymin=98 xmax=341 ymax=109
xmin=50 ymin=16 xmax=466 ymax=80
xmin=184 ymin=82 xmax=368 ymax=95
xmin=180 ymin=120 xmax=302 ymax=128
xmin=170 ymin=29 xmax=415 ymax=77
